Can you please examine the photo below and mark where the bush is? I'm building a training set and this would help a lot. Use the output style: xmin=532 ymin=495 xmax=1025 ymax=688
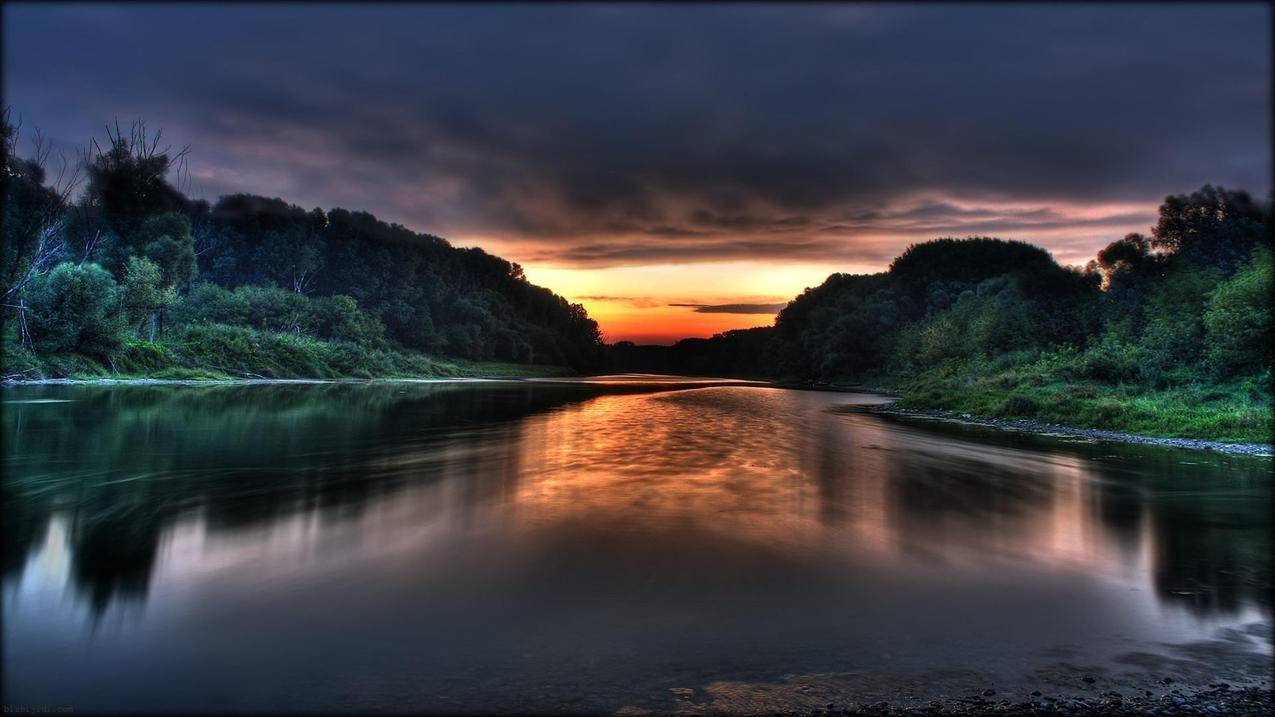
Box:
xmin=1077 ymin=336 xmax=1142 ymax=383
xmin=22 ymin=262 xmax=125 ymax=356
xmin=173 ymin=323 xmax=333 ymax=378
xmin=1204 ymin=250 xmax=1272 ymax=376
xmin=172 ymin=283 xmax=386 ymax=346
xmin=997 ymin=393 xmax=1041 ymax=417
xmin=309 ymin=294 xmax=386 ymax=346
xmin=1137 ymin=261 xmax=1222 ymax=376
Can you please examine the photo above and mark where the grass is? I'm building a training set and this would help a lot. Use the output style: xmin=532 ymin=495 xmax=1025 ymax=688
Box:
xmin=2 ymin=323 xmax=575 ymax=382
xmin=894 ymin=362 xmax=1272 ymax=444
xmin=8 ymin=323 xmax=1269 ymax=444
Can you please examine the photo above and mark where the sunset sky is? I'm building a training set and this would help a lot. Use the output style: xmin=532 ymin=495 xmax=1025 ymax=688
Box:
xmin=5 ymin=3 xmax=1271 ymax=344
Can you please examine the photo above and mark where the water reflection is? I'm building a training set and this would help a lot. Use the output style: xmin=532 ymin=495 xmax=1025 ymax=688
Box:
xmin=4 ymin=382 xmax=609 ymax=612
xmin=2 ymin=381 xmax=1270 ymax=712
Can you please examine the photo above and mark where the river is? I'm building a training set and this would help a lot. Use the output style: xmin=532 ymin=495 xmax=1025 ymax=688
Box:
xmin=2 ymin=378 xmax=1271 ymax=713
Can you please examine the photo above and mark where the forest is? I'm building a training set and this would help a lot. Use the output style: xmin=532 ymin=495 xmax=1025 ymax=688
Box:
xmin=2 ymin=117 xmax=606 ymax=379
xmin=3 ymin=115 xmax=1271 ymax=441
xmin=611 ymin=186 xmax=1273 ymax=442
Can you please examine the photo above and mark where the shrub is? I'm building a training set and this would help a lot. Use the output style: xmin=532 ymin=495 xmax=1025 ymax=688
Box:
xmin=22 ymin=262 xmax=125 ymax=356
xmin=309 ymin=294 xmax=387 ymax=346
xmin=1204 ymin=249 xmax=1272 ymax=376
xmin=1137 ymin=261 xmax=1222 ymax=376
xmin=997 ymin=394 xmax=1041 ymax=417
xmin=172 ymin=283 xmax=386 ymax=346
xmin=1077 ymin=336 xmax=1142 ymax=383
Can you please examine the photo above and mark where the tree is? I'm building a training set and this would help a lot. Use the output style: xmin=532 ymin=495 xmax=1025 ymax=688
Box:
xmin=83 ymin=119 xmax=190 ymax=241
xmin=1137 ymin=262 xmax=1223 ymax=382
xmin=1150 ymin=185 xmax=1271 ymax=273
xmin=122 ymin=256 xmax=176 ymax=341
xmin=22 ymin=263 xmax=124 ymax=356
xmin=1203 ymin=250 xmax=1273 ymax=376
xmin=3 ymin=112 xmax=79 ymax=341
xmin=251 ymin=218 xmax=324 ymax=293
xmin=1092 ymin=233 xmax=1159 ymax=285
xmin=135 ymin=213 xmax=198 ymax=289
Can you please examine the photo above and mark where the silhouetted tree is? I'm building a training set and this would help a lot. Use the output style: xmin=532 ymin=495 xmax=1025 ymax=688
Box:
xmin=1151 ymin=185 xmax=1271 ymax=273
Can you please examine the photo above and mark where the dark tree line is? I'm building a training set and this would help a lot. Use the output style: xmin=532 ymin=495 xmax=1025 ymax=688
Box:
xmin=3 ymin=116 xmax=605 ymax=373
xmin=611 ymin=186 xmax=1273 ymax=386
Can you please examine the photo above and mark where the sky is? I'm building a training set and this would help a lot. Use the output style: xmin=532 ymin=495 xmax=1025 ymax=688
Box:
xmin=4 ymin=3 xmax=1271 ymax=344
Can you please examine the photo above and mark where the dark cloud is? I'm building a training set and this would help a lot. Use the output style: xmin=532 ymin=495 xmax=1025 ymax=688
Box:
xmin=669 ymin=303 xmax=788 ymax=315
xmin=3 ymin=3 xmax=1269 ymax=268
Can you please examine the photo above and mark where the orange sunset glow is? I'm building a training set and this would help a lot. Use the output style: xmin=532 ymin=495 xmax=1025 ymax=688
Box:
xmin=520 ymin=261 xmax=850 ymax=344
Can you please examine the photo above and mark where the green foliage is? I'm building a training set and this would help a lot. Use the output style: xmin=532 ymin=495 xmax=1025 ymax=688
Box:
xmin=764 ymin=238 xmax=1101 ymax=382
xmin=896 ymin=365 xmax=1271 ymax=444
xmin=1074 ymin=336 xmax=1142 ymax=383
xmin=204 ymin=196 xmax=604 ymax=369
xmin=1204 ymin=249 xmax=1273 ymax=376
xmin=122 ymin=256 xmax=176 ymax=334
xmin=22 ymin=263 xmax=125 ymax=356
xmin=612 ymin=189 xmax=1271 ymax=442
xmin=4 ymin=116 xmax=604 ymax=377
xmin=1136 ymin=261 xmax=1223 ymax=384
xmin=140 ymin=214 xmax=199 ymax=288
xmin=996 ymin=393 xmax=1042 ymax=418
xmin=166 ymin=323 xmax=562 ymax=380
xmin=309 ymin=294 xmax=386 ymax=346
xmin=171 ymin=283 xmax=387 ymax=346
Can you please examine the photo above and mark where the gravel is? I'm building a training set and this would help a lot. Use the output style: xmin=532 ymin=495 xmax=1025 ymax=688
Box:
xmin=792 ymin=685 xmax=1272 ymax=716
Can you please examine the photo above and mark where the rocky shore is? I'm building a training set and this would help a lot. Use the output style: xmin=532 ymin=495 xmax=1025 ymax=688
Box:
xmin=796 ymin=684 xmax=1272 ymax=716
xmin=868 ymin=403 xmax=1272 ymax=457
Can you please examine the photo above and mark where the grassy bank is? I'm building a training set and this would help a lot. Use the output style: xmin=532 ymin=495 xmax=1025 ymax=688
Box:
xmin=890 ymin=357 xmax=1271 ymax=444
xmin=2 ymin=323 xmax=574 ymax=382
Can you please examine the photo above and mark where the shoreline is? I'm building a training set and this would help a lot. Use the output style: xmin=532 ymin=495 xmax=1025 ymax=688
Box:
xmin=6 ymin=376 xmax=1271 ymax=455
xmin=786 ymin=685 xmax=1272 ymax=716
xmin=866 ymin=402 xmax=1273 ymax=457
xmin=0 ymin=374 xmax=768 ymax=389
xmin=1 ymin=376 xmax=543 ymax=387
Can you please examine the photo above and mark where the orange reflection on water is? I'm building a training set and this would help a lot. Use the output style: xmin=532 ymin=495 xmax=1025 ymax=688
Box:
xmin=497 ymin=387 xmax=1144 ymax=579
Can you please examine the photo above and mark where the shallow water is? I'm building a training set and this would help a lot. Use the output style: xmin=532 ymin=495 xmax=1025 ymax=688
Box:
xmin=2 ymin=379 xmax=1271 ymax=713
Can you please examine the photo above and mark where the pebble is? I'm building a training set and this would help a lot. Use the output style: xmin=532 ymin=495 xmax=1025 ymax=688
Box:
xmin=790 ymin=685 xmax=1269 ymax=716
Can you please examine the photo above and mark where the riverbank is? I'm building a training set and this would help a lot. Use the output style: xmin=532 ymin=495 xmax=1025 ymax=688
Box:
xmin=2 ymin=326 xmax=576 ymax=383
xmin=621 ymin=644 xmax=1274 ymax=716
xmin=891 ymin=364 xmax=1271 ymax=445
xmin=2 ymin=375 xmax=558 ymax=386
xmin=862 ymin=403 xmax=1272 ymax=456
xmin=782 ymin=373 xmax=1272 ymax=450
xmin=789 ymin=685 xmax=1272 ymax=716
xmin=792 ymin=363 xmax=1267 ymax=445
xmin=2 ymin=364 xmax=575 ymax=385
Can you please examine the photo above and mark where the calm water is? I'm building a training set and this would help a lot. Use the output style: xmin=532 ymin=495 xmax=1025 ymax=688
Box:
xmin=3 ymin=379 xmax=1271 ymax=713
